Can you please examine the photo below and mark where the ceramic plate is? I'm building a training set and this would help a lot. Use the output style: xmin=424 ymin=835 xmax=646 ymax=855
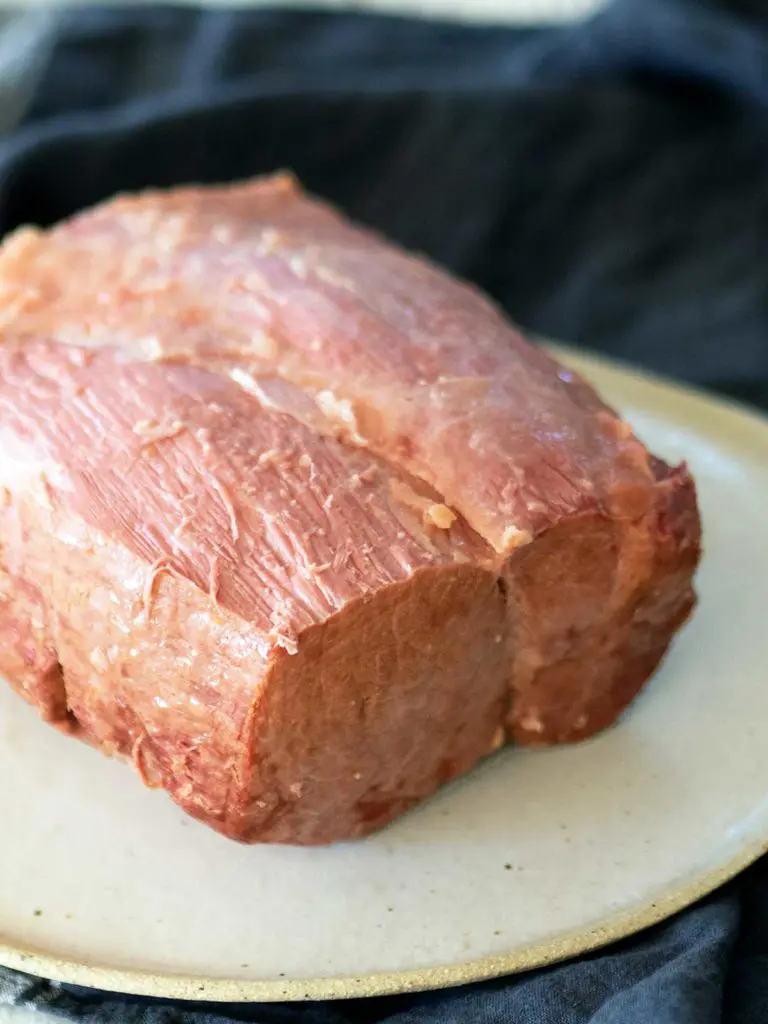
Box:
xmin=1 ymin=346 xmax=767 ymax=1002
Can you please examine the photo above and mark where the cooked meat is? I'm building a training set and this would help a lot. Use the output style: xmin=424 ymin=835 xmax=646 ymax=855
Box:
xmin=0 ymin=174 xmax=700 ymax=844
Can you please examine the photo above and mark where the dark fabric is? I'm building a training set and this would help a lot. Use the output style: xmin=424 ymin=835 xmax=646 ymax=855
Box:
xmin=0 ymin=1 xmax=767 ymax=1020
xmin=5 ymin=0 xmax=768 ymax=408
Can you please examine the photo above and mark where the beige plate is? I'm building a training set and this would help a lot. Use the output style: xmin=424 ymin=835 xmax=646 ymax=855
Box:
xmin=1 ymin=346 xmax=768 ymax=1002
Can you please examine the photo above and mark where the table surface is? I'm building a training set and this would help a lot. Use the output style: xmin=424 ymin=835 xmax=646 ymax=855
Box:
xmin=0 ymin=0 xmax=602 ymax=1020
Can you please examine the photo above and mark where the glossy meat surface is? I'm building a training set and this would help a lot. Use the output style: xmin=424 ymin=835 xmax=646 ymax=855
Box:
xmin=0 ymin=173 xmax=656 ymax=551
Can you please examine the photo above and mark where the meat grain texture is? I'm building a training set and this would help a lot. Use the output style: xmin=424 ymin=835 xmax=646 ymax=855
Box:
xmin=0 ymin=174 xmax=700 ymax=844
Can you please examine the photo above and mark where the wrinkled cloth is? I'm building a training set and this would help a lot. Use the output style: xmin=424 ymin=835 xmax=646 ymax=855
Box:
xmin=1 ymin=1 xmax=768 ymax=1021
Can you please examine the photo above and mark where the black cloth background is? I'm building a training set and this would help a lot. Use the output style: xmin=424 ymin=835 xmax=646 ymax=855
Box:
xmin=1 ymin=1 xmax=768 ymax=1021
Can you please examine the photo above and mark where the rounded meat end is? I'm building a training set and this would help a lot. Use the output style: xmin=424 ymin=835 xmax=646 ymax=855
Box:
xmin=226 ymin=564 xmax=510 ymax=845
xmin=504 ymin=473 xmax=700 ymax=746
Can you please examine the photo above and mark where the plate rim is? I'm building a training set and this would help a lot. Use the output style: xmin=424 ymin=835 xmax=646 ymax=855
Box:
xmin=3 ymin=344 xmax=768 ymax=1002
xmin=1 ymin=835 xmax=766 ymax=1002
